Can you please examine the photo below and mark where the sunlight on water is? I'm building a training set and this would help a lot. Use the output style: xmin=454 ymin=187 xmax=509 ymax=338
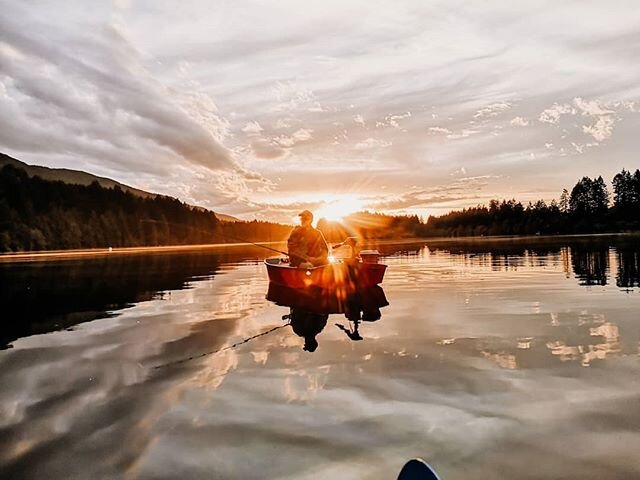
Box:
xmin=0 ymin=238 xmax=639 ymax=479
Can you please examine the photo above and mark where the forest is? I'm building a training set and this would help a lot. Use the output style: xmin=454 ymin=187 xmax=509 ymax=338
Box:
xmin=423 ymin=169 xmax=640 ymax=237
xmin=0 ymin=165 xmax=291 ymax=252
xmin=1 ymin=164 xmax=639 ymax=252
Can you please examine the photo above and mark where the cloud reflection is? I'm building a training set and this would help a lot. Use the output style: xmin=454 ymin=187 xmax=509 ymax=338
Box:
xmin=1 ymin=239 xmax=640 ymax=478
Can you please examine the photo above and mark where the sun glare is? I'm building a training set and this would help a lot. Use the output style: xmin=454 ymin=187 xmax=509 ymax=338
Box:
xmin=315 ymin=197 xmax=365 ymax=223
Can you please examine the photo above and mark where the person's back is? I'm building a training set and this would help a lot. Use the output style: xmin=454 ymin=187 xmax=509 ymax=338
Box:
xmin=287 ymin=210 xmax=328 ymax=267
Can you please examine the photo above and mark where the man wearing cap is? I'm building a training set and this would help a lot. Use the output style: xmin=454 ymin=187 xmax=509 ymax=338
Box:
xmin=287 ymin=210 xmax=329 ymax=267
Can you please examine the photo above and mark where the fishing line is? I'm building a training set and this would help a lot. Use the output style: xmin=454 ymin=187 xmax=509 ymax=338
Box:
xmin=152 ymin=320 xmax=291 ymax=369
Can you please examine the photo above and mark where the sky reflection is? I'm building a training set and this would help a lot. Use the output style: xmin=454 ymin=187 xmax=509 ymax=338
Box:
xmin=1 ymin=238 xmax=640 ymax=479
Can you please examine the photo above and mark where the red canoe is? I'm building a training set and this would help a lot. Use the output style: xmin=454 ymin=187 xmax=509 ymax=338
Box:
xmin=265 ymin=256 xmax=387 ymax=289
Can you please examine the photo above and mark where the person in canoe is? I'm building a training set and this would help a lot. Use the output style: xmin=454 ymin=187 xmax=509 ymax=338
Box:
xmin=287 ymin=210 xmax=329 ymax=267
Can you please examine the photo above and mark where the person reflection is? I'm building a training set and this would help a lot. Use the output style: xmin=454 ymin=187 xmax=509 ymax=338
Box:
xmin=268 ymin=283 xmax=388 ymax=352
xmin=335 ymin=318 xmax=363 ymax=341
xmin=335 ymin=294 xmax=383 ymax=342
xmin=286 ymin=309 xmax=328 ymax=352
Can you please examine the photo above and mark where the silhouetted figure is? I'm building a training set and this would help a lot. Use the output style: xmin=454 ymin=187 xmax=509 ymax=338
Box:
xmin=287 ymin=309 xmax=328 ymax=352
xmin=287 ymin=210 xmax=329 ymax=267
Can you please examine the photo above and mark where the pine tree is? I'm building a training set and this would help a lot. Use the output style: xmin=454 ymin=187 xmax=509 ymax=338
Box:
xmin=559 ymin=188 xmax=570 ymax=213
xmin=612 ymin=168 xmax=633 ymax=208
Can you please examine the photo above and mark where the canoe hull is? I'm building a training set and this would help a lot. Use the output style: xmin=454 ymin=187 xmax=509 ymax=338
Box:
xmin=266 ymin=282 xmax=389 ymax=315
xmin=265 ymin=258 xmax=386 ymax=289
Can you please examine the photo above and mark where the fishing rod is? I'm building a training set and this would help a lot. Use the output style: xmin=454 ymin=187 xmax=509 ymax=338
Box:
xmin=139 ymin=218 xmax=290 ymax=256
xmin=223 ymin=233 xmax=358 ymax=261
xmin=222 ymin=233 xmax=289 ymax=256
xmin=138 ymin=219 xmax=354 ymax=260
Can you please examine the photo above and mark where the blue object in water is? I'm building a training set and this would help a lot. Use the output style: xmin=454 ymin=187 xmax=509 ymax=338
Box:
xmin=397 ymin=458 xmax=441 ymax=480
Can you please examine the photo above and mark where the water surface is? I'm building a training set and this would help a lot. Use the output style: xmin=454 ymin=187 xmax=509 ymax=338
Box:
xmin=1 ymin=237 xmax=639 ymax=479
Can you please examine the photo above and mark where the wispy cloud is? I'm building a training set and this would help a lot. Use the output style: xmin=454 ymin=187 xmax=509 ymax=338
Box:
xmin=354 ymin=137 xmax=392 ymax=150
xmin=428 ymin=127 xmax=452 ymax=135
xmin=364 ymin=176 xmax=499 ymax=211
xmin=474 ymin=102 xmax=511 ymax=119
xmin=1 ymin=1 xmax=640 ymax=219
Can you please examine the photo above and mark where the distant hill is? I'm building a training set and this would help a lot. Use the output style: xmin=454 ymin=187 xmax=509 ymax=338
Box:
xmin=0 ymin=152 xmax=154 ymax=197
xmin=0 ymin=152 xmax=239 ymax=222
xmin=0 ymin=162 xmax=292 ymax=252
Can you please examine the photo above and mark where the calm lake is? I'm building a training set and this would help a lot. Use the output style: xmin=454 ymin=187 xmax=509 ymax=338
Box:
xmin=1 ymin=236 xmax=639 ymax=479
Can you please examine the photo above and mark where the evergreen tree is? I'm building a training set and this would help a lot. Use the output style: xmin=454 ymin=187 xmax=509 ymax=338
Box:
xmin=559 ymin=189 xmax=570 ymax=213
xmin=569 ymin=177 xmax=593 ymax=214
xmin=612 ymin=168 xmax=633 ymax=208
xmin=591 ymin=176 xmax=609 ymax=214
xmin=632 ymin=169 xmax=640 ymax=205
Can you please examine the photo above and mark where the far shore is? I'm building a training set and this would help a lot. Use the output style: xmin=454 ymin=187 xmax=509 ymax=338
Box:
xmin=1 ymin=232 xmax=638 ymax=263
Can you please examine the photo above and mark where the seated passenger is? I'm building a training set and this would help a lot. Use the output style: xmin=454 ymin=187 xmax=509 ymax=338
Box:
xmin=287 ymin=210 xmax=329 ymax=267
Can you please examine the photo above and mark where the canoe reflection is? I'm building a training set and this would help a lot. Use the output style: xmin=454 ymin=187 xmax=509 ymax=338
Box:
xmin=266 ymin=283 xmax=389 ymax=352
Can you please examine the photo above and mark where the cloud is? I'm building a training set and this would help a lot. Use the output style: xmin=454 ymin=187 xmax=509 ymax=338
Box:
xmin=241 ymin=121 xmax=264 ymax=135
xmin=354 ymin=137 xmax=392 ymax=150
xmin=0 ymin=12 xmax=244 ymax=179
xmin=364 ymin=176 xmax=497 ymax=211
xmin=428 ymin=126 xmax=452 ymax=135
xmin=616 ymin=101 xmax=639 ymax=112
xmin=239 ymin=199 xmax=325 ymax=222
xmin=572 ymin=97 xmax=616 ymax=142
xmin=249 ymin=140 xmax=289 ymax=160
xmin=571 ymin=142 xmax=584 ymax=154
xmin=582 ymin=116 xmax=615 ymax=142
xmin=538 ymin=103 xmax=576 ymax=124
xmin=271 ymin=80 xmax=324 ymax=112
xmin=273 ymin=128 xmax=313 ymax=148
xmin=274 ymin=118 xmax=293 ymax=129
xmin=376 ymin=112 xmax=411 ymax=129
xmin=510 ymin=117 xmax=529 ymax=127
xmin=447 ymin=129 xmax=481 ymax=140
xmin=2 ymin=1 xmax=640 ymax=219
xmin=573 ymin=97 xmax=614 ymax=116
xmin=474 ymin=102 xmax=512 ymax=119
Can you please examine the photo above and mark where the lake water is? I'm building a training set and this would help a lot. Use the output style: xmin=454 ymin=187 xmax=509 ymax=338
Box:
xmin=1 ymin=236 xmax=639 ymax=479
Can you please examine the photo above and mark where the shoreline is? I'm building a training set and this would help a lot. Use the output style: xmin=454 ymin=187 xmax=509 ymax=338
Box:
xmin=1 ymin=232 xmax=637 ymax=263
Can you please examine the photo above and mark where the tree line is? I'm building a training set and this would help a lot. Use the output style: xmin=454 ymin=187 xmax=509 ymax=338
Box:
xmin=0 ymin=165 xmax=291 ymax=252
xmin=423 ymin=168 xmax=640 ymax=237
xmin=316 ymin=168 xmax=640 ymax=240
xmin=2 ymin=163 xmax=639 ymax=252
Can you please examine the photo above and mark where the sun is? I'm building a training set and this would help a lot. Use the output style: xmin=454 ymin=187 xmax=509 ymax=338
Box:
xmin=315 ymin=197 xmax=365 ymax=223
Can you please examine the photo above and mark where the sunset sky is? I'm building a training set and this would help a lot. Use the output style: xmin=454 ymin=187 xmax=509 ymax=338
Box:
xmin=1 ymin=1 xmax=639 ymax=223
